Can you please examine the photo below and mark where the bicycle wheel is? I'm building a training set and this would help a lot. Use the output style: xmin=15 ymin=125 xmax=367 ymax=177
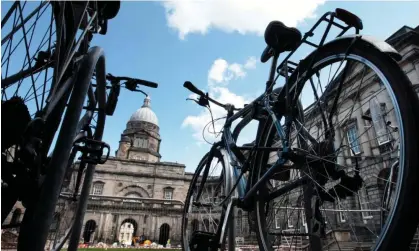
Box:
xmin=252 ymin=38 xmax=419 ymax=251
xmin=1 ymin=1 xmax=74 ymax=223
xmin=45 ymin=73 xmax=108 ymax=251
xmin=17 ymin=46 xmax=107 ymax=251
xmin=181 ymin=148 xmax=234 ymax=251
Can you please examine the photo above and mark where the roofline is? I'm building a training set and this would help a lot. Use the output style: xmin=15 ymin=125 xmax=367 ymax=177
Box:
xmin=106 ymin=156 xmax=186 ymax=167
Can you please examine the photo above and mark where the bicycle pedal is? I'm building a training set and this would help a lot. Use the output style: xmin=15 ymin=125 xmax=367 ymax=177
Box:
xmin=189 ymin=231 xmax=218 ymax=251
xmin=78 ymin=139 xmax=110 ymax=165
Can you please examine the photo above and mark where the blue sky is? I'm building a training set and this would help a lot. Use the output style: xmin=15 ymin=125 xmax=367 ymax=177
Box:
xmin=2 ymin=1 xmax=418 ymax=172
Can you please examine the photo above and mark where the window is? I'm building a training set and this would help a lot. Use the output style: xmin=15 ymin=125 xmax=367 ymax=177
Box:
xmin=322 ymin=210 xmax=328 ymax=224
xmin=144 ymin=215 xmax=148 ymax=224
xmin=301 ymin=210 xmax=307 ymax=227
xmin=275 ymin=210 xmax=281 ymax=229
xmin=92 ymin=182 xmax=104 ymax=195
xmin=135 ymin=138 xmax=141 ymax=147
xmin=338 ymin=203 xmax=346 ymax=223
xmin=135 ymin=137 xmax=149 ymax=148
xmin=164 ymin=188 xmax=173 ymax=200
xmin=300 ymin=210 xmax=309 ymax=239
xmin=371 ymin=103 xmax=390 ymax=146
xmin=287 ymin=208 xmax=293 ymax=228
xmin=346 ymin=125 xmax=361 ymax=155
xmin=358 ymin=187 xmax=373 ymax=219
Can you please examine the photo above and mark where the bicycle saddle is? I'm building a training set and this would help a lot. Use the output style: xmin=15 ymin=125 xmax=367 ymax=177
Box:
xmin=264 ymin=21 xmax=302 ymax=54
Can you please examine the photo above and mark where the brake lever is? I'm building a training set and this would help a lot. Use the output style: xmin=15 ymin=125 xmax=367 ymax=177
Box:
xmin=124 ymin=79 xmax=137 ymax=91
xmin=186 ymin=93 xmax=210 ymax=108
xmin=198 ymin=93 xmax=210 ymax=107
xmin=186 ymin=98 xmax=200 ymax=105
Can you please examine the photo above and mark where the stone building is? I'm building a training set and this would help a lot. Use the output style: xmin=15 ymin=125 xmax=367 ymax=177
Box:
xmin=71 ymin=96 xmax=193 ymax=246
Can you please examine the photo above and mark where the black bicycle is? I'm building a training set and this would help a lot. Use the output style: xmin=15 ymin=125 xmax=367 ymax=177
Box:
xmin=1 ymin=2 xmax=158 ymax=251
xmin=181 ymin=8 xmax=419 ymax=251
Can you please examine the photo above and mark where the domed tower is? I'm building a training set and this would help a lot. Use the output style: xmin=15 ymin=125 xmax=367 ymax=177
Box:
xmin=116 ymin=96 xmax=161 ymax=162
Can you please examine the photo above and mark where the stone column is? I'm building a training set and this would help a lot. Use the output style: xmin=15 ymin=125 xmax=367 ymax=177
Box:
xmin=102 ymin=213 xmax=113 ymax=243
xmin=97 ymin=213 xmax=104 ymax=242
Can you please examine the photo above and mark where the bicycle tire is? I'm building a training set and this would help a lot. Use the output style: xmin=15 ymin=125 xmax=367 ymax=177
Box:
xmin=181 ymin=148 xmax=234 ymax=251
xmin=252 ymin=38 xmax=419 ymax=251
xmin=49 ymin=74 xmax=108 ymax=251
xmin=17 ymin=46 xmax=107 ymax=251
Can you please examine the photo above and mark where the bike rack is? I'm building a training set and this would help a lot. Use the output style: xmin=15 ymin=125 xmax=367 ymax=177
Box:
xmin=276 ymin=10 xmax=360 ymax=78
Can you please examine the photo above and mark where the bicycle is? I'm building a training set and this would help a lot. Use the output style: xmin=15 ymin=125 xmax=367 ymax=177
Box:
xmin=1 ymin=2 xmax=158 ymax=251
xmin=181 ymin=8 xmax=419 ymax=251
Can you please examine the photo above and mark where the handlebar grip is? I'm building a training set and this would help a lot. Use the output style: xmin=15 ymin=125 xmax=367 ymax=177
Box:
xmin=137 ymin=79 xmax=158 ymax=88
xmin=184 ymin=81 xmax=204 ymax=96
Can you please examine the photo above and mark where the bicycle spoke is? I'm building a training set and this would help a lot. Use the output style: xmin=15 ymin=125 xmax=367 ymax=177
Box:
xmin=41 ymin=9 xmax=54 ymax=109
xmin=1 ymin=0 xmax=47 ymax=46
xmin=18 ymin=2 xmax=40 ymax=111
xmin=3 ymin=7 xmax=19 ymax=80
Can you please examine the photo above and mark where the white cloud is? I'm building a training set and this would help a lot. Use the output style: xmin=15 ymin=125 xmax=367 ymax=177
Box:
xmin=244 ymin=56 xmax=257 ymax=69
xmin=163 ymin=0 xmax=325 ymax=39
xmin=183 ymin=56 xmax=258 ymax=145
xmin=228 ymin=63 xmax=246 ymax=79
xmin=208 ymin=56 xmax=257 ymax=85
xmin=208 ymin=59 xmax=229 ymax=83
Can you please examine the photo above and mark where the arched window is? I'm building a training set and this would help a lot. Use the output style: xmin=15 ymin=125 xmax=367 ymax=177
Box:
xmin=91 ymin=181 xmax=104 ymax=195
xmin=11 ymin=208 xmax=22 ymax=225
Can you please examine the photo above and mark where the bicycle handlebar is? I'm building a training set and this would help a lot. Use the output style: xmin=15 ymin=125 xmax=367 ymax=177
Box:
xmin=183 ymin=81 xmax=240 ymax=111
xmin=106 ymin=74 xmax=158 ymax=88
xmin=184 ymin=81 xmax=205 ymax=96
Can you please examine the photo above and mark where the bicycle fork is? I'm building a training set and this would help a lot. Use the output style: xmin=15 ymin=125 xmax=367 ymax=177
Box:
xmin=218 ymin=196 xmax=238 ymax=251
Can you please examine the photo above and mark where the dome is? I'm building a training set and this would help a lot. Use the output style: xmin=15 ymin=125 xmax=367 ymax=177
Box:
xmin=129 ymin=96 xmax=158 ymax=126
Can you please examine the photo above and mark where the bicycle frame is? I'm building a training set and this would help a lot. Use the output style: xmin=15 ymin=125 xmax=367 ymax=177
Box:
xmin=203 ymin=10 xmax=360 ymax=205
